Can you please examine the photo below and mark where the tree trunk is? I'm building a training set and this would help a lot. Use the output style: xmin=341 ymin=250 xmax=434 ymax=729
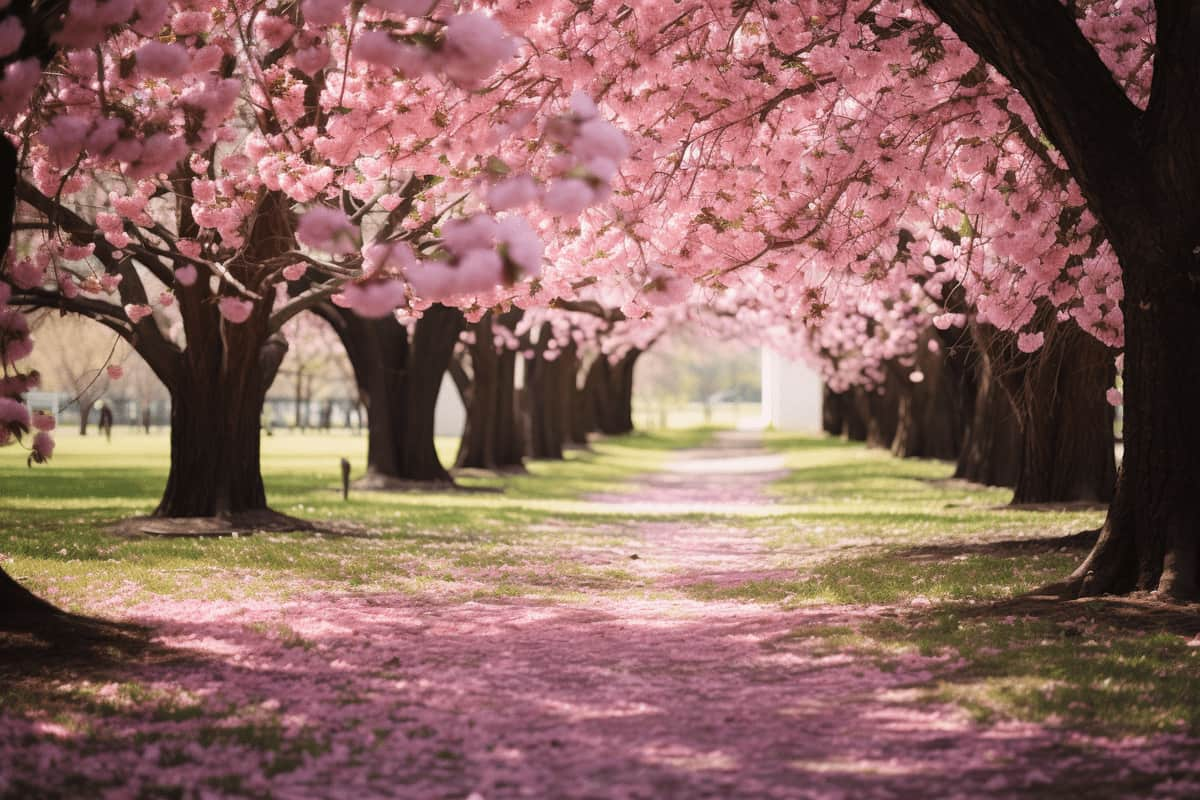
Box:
xmin=568 ymin=352 xmax=592 ymax=446
xmin=843 ymin=389 xmax=870 ymax=442
xmin=891 ymin=332 xmax=971 ymax=460
xmin=863 ymin=378 xmax=900 ymax=449
xmin=822 ymin=386 xmax=846 ymax=437
xmin=954 ymin=328 xmax=1021 ymax=488
xmin=924 ymin=0 xmax=1200 ymax=599
xmin=524 ymin=324 xmax=566 ymax=460
xmin=1011 ymin=317 xmax=1116 ymax=505
xmin=590 ymin=349 xmax=640 ymax=436
xmin=455 ymin=309 xmax=525 ymax=471
xmin=78 ymin=401 xmax=92 ymax=436
xmin=320 ymin=303 xmax=463 ymax=486
xmin=0 ymin=564 xmax=63 ymax=628
xmin=154 ymin=324 xmax=281 ymax=517
xmin=597 ymin=350 xmax=643 ymax=438
xmin=1067 ymin=241 xmax=1200 ymax=599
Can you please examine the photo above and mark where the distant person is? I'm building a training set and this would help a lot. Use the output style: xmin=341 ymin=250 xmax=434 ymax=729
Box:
xmin=141 ymin=407 xmax=151 ymax=434
xmin=98 ymin=403 xmax=114 ymax=441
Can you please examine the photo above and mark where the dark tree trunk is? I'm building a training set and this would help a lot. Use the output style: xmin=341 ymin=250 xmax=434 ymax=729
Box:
xmin=322 ymin=304 xmax=463 ymax=486
xmin=568 ymin=351 xmax=592 ymax=446
xmin=954 ymin=325 xmax=1021 ymax=488
xmin=607 ymin=349 xmax=640 ymax=435
xmin=923 ymin=0 xmax=1200 ymax=597
xmin=843 ymin=389 xmax=870 ymax=442
xmin=524 ymin=324 xmax=567 ymax=460
xmin=154 ymin=319 xmax=281 ymax=517
xmin=1068 ymin=241 xmax=1200 ymax=598
xmin=822 ymin=386 xmax=846 ymax=437
xmin=583 ymin=350 xmax=640 ymax=436
xmin=863 ymin=377 xmax=900 ymax=450
xmin=891 ymin=333 xmax=971 ymax=461
xmin=0 ymin=564 xmax=63 ymax=628
xmin=1011 ymin=317 xmax=1117 ymax=505
xmin=456 ymin=309 xmax=525 ymax=470
xmin=78 ymin=402 xmax=92 ymax=436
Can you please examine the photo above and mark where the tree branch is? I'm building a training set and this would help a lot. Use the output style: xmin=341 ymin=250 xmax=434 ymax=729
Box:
xmin=921 ymin=0 xmax=1146 ymax=228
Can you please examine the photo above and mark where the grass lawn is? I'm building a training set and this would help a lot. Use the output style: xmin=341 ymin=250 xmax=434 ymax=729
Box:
xmin=1 ymin=427 xmax=1198 ymax=797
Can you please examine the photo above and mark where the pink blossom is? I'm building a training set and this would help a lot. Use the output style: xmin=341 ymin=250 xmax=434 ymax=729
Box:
xmin=442 ymin=215 xmax=497 ymax=257
xmin=218 ymin=297 xmax=255 ymax=324
xmin=367 ymin=0 xmax=436 ymax=14
xmin=135 ymin=42 xmax=190 ymax=79
xmin=340 ymin=279 xmax=407 ymax=318
xmin=569 ymin=90 xmax=599 ymax=120
xmin=282 ymin=263 xmax=308 ymax=281
xmin=106 ymin=364 xmax=124 ymax=380
xmin=10 ymin=259 xmax=44 ymax=289
xmin=100 ymin=274 xmax=122 ymax=293
xmin=543 ymin=178 xmax=595 ymax=216
xmin=0 ymin=17 xmax=23 ymax=59
xmin=296 ymin=207 xmax=359 ymax=254
xmin=496 ymin=216 xmax=542 ymax=278
xmin=1017 ymin=331 xmax=1044 ymax=353
xmin=487 ymin=175 xmax=538 ymax=212
xmin=573 ymin=118 xmax=629 ymax=163
xmin=125 ymin=304 xmax=153 ymax=323
xmin=455 ymin=248 xmax=503 ymax=294
xmin=405 ymin=261 xmax=461 ymax=300
xmin=440 ymin=12 xmax=515 ymax=87
xmin=31 ymin=430 xmax=54 ymax=460
xmin=293 ymin=45 xmax=331 ymax=77
xmin=0 ymin=397 xmax=30 ymax=428
xmin=0 ymin=58 xmax=41 ymax=118
xmin=175 ymin=265 xmax=199 ymax=286
xmin=32 ymin=412 xmax=55 ymax=432
xmin=353 ymin=31 xmax=430 ymax=75
xmin=301 ymin=0 xmax=346 ymax=27
xmin=158 ymin=291 xmax=175 ymax=307
xmin=1106 ymin=388 xmax=1123 ymax=407
xmin=38 ymin=115 xmax=90 ymax=168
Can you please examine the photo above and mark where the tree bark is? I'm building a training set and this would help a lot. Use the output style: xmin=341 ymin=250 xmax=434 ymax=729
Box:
xmin=1010 ymin=316 xmax=1117 ymax=505
xmin=455 ymin=309 xmax=525 ymax=470
xmin=317 ymin=303 xmax=463 ymax=485
xmin=954 ymin=359 xmax=1022 ymax=488
xmin=822 ymin=386 xmax=846 ymax=437
xmin=924 ymin=0 xmax=1200 ymax=597
xmin=154 ymin=320 xmax=281 ymax=517
xmin=78 ymin=401 xmax=92 ymax=436
xmin=863 ymin=377 xmax=900 ymax=450
xmin=582 ymin=350 xmax=640 ymax=436
xmin=891 ymin=332 xmax=971 ymax=461
xmin=0 ymin=562 xmax=64 ymax=628
xmin=843 ymin=388 xmax=870 ymax=442
xmin=524 ymin=324 xmax=567 ymax=460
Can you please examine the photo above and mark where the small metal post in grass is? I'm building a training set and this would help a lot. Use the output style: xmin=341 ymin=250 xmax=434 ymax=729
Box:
xmin=340 ymin=458 xmax=351 ymax=501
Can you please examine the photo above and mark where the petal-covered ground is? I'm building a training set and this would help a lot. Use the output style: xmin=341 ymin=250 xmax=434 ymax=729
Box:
xmin=2 ymin=432 xmax=1199 ymax=798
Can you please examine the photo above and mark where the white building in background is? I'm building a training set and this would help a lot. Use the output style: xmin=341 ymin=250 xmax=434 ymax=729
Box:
xmin=760 ymin=349 xmax=824 ymax=431
xmin=434 ymin=373 xmax=466 ymax=437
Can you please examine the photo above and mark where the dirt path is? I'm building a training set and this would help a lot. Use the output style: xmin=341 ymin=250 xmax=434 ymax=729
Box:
xmin=3 ymin=433 xmax=1197 ymax=799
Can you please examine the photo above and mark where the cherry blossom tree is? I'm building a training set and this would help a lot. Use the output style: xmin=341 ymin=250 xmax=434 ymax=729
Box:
xmin=4 ymin=0 xmax=625 ymax=520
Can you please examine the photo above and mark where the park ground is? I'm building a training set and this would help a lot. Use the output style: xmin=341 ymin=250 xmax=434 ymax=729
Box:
xmin=1 ymin=429 xmax=1199 ymax=798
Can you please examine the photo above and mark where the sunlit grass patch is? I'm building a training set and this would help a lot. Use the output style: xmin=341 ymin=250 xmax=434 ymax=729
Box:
xmin=683 ymin=548 xmax=1082 ymax=606
xmin=860 ymin=605 xmax=1200 ymax=737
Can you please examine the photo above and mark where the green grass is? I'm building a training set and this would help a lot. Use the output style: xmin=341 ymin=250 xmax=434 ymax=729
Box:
xmin=0 ymin=428 xmax=707 ymax=607
xmin=3 ymin=425 xmax=1198 ymax=739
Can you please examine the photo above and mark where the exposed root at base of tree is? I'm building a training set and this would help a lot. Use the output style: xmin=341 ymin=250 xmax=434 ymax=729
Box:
xmin=107 ymin=510 xmax=376 ymax=539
